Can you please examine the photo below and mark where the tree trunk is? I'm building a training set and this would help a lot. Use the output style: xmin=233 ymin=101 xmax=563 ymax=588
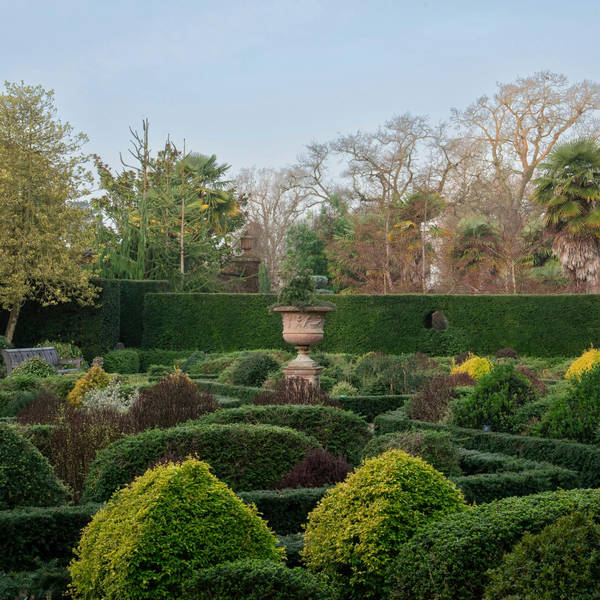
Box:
xmin=4 ymin=305 xmax=21 ymax=344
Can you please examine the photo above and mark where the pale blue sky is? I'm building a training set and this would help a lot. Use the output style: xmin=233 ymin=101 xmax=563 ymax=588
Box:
xmin=2 ymin=0 xmax=599 ymax=175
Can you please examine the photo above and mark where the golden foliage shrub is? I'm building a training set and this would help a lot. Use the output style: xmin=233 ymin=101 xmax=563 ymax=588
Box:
xmin=450 ymin=353 xmax=492 ymax=380
xmin=565 ymin=347 xmax=600 ymax=380
xmin=66 ymin=366 xmax=111 ymax=406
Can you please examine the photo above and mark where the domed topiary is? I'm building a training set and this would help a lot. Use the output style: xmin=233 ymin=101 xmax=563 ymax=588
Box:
xmin=69 ymin=458 xmax=283 ymax=600
xmin=302 ymin=449 xmax=468 ymax=598
xmin=0 ymin=423 xmax=68 ymax=509
xmin=230 ymin=353 xmax=280 ymax=387
xmin=565 ymin=346 xmax=600 ymax=380
xmin=483 ymin=512 xmax=600 ymax=600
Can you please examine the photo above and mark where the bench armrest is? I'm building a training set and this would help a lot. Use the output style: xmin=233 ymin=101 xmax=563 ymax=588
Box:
xmin=58 ymin=357 xmax=83 ymax=369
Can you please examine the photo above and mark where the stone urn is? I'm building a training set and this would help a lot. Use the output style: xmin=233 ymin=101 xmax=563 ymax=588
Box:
xmin=272 ymin=305 xmax=335 ymax=387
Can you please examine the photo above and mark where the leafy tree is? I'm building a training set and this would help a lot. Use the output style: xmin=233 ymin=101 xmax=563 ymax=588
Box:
xmin=533 ymin=138 xmax=600 ymax=291
xmin=281 ymin=222 xmax=329 ymax=278
xmin=0 ymin=82 xmax=97 ymax=342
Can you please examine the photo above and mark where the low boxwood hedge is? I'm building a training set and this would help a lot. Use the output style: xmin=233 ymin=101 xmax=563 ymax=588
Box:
xmin=199 ymin=405 xmax=370 ymax=465
xmin=239 ymin=488 xmax=329 ymax=535
xmin=0 ymin=504 xmax=100 ymax=571
xmin=102 ymin=349 xmax=140 ymax=374
xmin=388 ymin=488 xmax=600 ymax=600
xmin=0 ymin=565 xmax=70 ymax=600
xmin=374 ymin=411 xmax=600 ymax=486
xmin=194 ymin=380 xmax=262 ymax=403
xmin=334 ymin=395 xmax=410 ymax=421
xmin=138 ymin=349 xmax=192 ymax=372
xmin=82 ymin=423 xmax=319 ymax=503
xmin=183 ymin=559 xmax=338 ymax=599
xmin=276 ymin=533 xmax=304 ymax=567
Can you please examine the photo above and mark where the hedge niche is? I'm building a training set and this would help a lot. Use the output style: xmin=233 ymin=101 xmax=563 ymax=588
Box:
xmin=142 ymin=292 xmax=600 ymax=356
xmin=70 ymin=459 xmax=283 ymax=600
xmin=199 ymin=405 xmax=371 ymax=465
xmin=82 ymin=423 xmax=319 ymax=503
xmin=388 ymin=488 xmax=600 ymax=600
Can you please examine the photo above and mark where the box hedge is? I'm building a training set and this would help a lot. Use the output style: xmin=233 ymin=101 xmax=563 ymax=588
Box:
xmin=82 ymin=423 xmax=319 ymax=503
xmin=388 ymin=488 xmax=600 ymax=600
xmin=102 ymin=349 xmax=140 ymax=374
xmin=239 ymin=487 xmax=329 ymax=535
xmin=0 ymin=504 xmax=100 ymax=571
xmin=199 ymin=405 xmax=371 ymax=465
xmin=0 ymin=565 xmax=70 ymax=600
xmin=142 ymin=292 xmax=600 ymax=356
xmin=374 ymin=411 xmax=600 ymax=486
xmin=183 ymin=559 xmax=338 ymax=599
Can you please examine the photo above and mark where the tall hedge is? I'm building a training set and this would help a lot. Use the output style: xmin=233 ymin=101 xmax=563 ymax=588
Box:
xmin=82 ymin=423 xmax=319 ymax=503
xmin=119 ymin=280 xmax=170 ymax=347
xmin=0 ymin=279 xmax=120 ymax=360
xmin=141 ymin=293 xmax=600 ymax=356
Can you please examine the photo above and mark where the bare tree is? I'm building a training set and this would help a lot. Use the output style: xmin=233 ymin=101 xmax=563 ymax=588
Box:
xmin=451 ymin=72 xmax=600 ymax=291
xmin=236 ymin=167 xmax=324 ymax=287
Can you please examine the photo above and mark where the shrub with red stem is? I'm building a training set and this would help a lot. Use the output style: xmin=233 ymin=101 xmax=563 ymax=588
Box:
xmin=255 ymin=377 xmax=341 ymax=408
xmin=273 ymin=447 xmax=351 ymax=489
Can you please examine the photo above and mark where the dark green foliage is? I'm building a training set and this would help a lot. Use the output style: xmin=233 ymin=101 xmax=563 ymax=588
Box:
xmin=9 ymin=356 xmax=56 ymax=378
xmin=483 ymin=512 xmax=600 ymax=600
xmin=102 ymin=349 xmax=140 ymax=373
xmin=389 ymin=489 xmax=600 ymax=600
xmin=352 ymin=353 xmax=423 ymax=395
xmin=142 ymin=293 xmax=600 ymax=356
xmin=450 ymin=364 xmax=537 ymax=432
xmin=137 ymin=348 xmax=192 ymax=372
xmin=239 ymin=488 xmax=328 ymax=535
xmin=184 ymin=559 xmax=338 ymax=599
xmin=337 ymin=394 xmax=409 ymax=421
xmin=230 ymin=352 xmax=280 ymax=387
xmin=458 ymin=448 xmax=557 ymax=475
xmin=70 ymin=459 xmax=283 ymax=600
xmin=362 ymin=431 xmax=462 ymax=477
xmin=0 ymin=564 xmax=70 ymax=600
xmin=276 ymin=533 xmax=304 ymax=567
xmin=119 ymin=280 xmax=170 ymax=346
xmin=0 ymin=424 xmax=68 ymax=509
xmin=83 ymin=423 xmax=319 ymax=502
xmin=374 ymin=412 xmax=600 ymax=486
xmin=194 ymin=380 xmax=263 ymax=402
xmin=0 ymin=504 xmax=99 ymax=571
xmin=199 ymin=405 xmax=371 ymax=465
xmin=540 ymin=363 xmax=600 ymax=442
xmin=0 ymin=389 xmax=38 ymax=418
xmin=1 ymin=279 xmax=120 ymax=361
xmin=181 ymin=350 xmax=208 ymax=373
xmin=274 ymin=271 xmax=319 ymax=309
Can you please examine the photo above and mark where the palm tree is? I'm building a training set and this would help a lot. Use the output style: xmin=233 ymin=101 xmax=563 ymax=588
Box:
xmin=533 ymin=138 xmax=600 ymax=292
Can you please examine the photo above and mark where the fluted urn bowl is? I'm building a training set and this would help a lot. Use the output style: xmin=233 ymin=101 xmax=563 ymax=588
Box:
xmin=272 ymin=306 xmax=336 ymax=346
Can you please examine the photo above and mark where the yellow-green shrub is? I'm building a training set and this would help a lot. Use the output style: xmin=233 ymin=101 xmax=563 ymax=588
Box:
xmin=565 ymin=347 xmax=600 ymax=380
xmin=66 ymin=366 xmax=111 ymax=406
xmin=451 ymin=354 xmax=492 ymax=380
xmin=302 ymin=449 xmax=468 ymax=599
xmin=69 ymin=458 xmax=283 ymax=600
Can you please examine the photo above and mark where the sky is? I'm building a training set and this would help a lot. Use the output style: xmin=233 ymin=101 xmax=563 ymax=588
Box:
xmin=1 ymin=0 xmax=599 ymax=177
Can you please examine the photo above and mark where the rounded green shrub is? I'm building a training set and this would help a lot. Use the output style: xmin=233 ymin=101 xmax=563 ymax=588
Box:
xmin=362 ymin=430 xmax=462 ymax=476
xmin=540 ymin=363 xmax=600 ymax=443
xmin=302 ymin=450 xmax=468 ymax=598
xmin=330 ymin=381 xmax=358 ymax=397
xmin=389 ymin=488 xmax=600 ymax=600
xmin=451 ymin=364 xmax=537 ymax=432
xmin=184 ymin=559 xmax=338 ymax=599
xmin=102 ymin=349 xmax=140 ymax=374
xmin=230 ymin=353 xmax=280 ymax=387
xmin=0 ymin=424 xmax=68 ymax=509
xmin=82 ymin=423 xmax=319 ymax=503
xmin=9 ymin=357 xmax=56 ymax=378
xmin=70 ymin=459 xmax=283 ymax=600
xmin=199 ymin=405 xmax=370 ymax=465
xmin=483 ymin=511 xmax=600 ymax=600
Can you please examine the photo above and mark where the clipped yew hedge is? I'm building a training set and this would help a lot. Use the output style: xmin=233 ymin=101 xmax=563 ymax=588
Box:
xmin=389 ymin=488 xmax=600 ymax=600
xmin=199 ymin=405 xmax=370 ymax=465
xmin=142 ymin=293 xmax=600 ymax=356
xmin=82 ymin=423 xmax=319 ymax=502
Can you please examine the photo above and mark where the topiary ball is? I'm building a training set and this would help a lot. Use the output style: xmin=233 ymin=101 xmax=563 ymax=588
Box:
xmin=302 ymin=449 xmax=468 ymax=598
xmin=69 ymin=458 xmax=283 ymax=600
xmin=231 ymin=353 xmax=280 ymax=387
xmin=483 ymin=511 xmax=600 ymax=600
xmin=0 ymin=424 xmax=69 ymax=509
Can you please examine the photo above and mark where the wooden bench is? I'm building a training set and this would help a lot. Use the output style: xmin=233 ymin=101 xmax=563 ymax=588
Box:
xmin=1 ymin=347 xmax=83 ymax=375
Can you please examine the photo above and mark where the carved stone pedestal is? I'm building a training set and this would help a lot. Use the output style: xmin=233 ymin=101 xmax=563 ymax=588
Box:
xmin=272 ymin=305 xmax=335 ymax=389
